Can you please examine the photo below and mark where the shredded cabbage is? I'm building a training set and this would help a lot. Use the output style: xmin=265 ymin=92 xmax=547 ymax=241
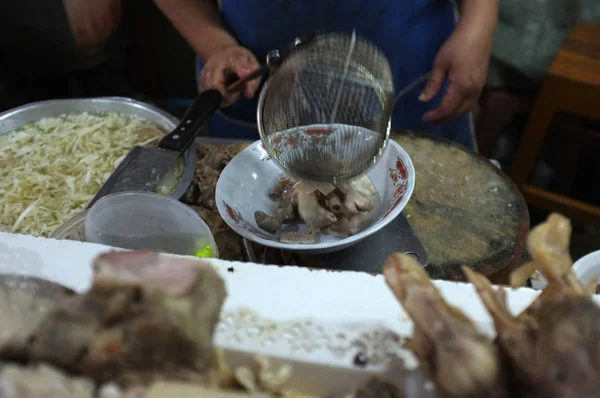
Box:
xmin=0 ymin=112 xmax=168 ymax=237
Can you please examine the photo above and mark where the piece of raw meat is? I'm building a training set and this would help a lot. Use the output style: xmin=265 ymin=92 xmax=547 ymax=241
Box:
xmin=0 ymin=363 xmax=95 ymax=398
xmin=256 ymin=178 xmax=298 ymax=234
xmin=276 ymin=182 xmax=296 ymax=222
xmin=325 ymin=191 xmax=344 ymax=213
xmin=293 ymin=180 xmax=335 ymax=196
xmin=254 ymin=211 xmax=280 ymax=233
xmin=297 ymin=191 xmax=337 ymax=230
xmin=383 ymin=253 xmax=509 ymax=398
xmin=0 ymin=275 xmax=74 ymax=357
xmin=327 ymin=214 xmax=371 ymax=238
xmin=279 ymin=231 xmax=316 ymax=244
xmin=335 ymin=182 xmax=375 ymax=215
xmin=269 ymin=176 xmax=296 ymax=199
xmin=259 ymin=174 xmax=376 ymax=239
xmin=20 ymin=250 xmax=227 ymax=386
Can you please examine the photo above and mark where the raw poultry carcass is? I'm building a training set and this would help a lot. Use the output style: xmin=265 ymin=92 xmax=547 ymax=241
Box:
xmin=383 ymin=253 xmax=510 ymax=398
xmin=3 ymin=250 xmax=228 ymax=387
xmin=465 ymin=213 xmax=600 ymax=398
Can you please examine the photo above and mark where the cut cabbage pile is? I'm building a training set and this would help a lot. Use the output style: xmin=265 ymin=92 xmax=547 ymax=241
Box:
xmin=0 ymin=112 xmax=168 ymax=237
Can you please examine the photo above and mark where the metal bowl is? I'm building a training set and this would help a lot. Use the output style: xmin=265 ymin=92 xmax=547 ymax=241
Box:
xmin=0 ymin=96 xmax=196 ymax=202
xmin=0 ymin=97 xmax=196 ymax=240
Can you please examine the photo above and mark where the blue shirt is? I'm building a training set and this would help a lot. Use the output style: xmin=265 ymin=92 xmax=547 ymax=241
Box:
xmin=197 ymin=0 xmax=475 ymax=149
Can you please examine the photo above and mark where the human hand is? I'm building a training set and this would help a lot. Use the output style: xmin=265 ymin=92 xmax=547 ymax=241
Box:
xmin=419 ymin=23 xmax=493 ymax=124
xmin=200 ymin=45 xmax=261 ymax=107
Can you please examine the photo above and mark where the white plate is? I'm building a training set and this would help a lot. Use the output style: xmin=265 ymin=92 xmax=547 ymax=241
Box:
xmin=573 ymin=250 xmax=600 ymax=288
xmin=216 ymin=140 xmax=415 ymax=254
xmin=0 ymin=97 xmax=196 ymax=202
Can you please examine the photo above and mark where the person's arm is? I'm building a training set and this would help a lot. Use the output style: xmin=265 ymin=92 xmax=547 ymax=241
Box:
xmin=419 ymin=0 xmax=499 ymax=123
xmin=456 ymin=0 xmax=499 ymax=44
xmin=154 ymin=0 xmax=237 ymax=62
xmin=154 ymin=0 xmax=260 ymax=104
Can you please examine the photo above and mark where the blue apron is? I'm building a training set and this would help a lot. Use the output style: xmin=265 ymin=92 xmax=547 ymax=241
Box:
xmin=197 ymin=0 xmax=475 ymax=150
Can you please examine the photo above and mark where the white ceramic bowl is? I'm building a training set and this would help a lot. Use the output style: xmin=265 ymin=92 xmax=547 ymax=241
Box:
xmin=573 ymin=250 xmax=600 ymax=288
xmin=216 ymin=140 xmax=415 ymax=254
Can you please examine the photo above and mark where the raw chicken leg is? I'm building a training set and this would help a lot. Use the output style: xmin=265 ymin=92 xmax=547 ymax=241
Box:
xmin=383 ymin=253 xmax=509 ymax=398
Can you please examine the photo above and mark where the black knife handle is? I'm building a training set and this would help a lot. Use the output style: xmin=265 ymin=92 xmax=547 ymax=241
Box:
xmin=159 ymin=89 xmax=223 ymax=153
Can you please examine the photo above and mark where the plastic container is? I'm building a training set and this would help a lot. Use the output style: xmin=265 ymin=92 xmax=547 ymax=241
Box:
xmin=50 ymin=210 xmax=88 ymax=241
xmin=85 ymin=192 xmax=218 ymax=258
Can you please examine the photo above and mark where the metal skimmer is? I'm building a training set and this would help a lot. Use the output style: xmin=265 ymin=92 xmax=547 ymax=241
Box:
xmin=258 ymin=31 xmax=395 ymax=183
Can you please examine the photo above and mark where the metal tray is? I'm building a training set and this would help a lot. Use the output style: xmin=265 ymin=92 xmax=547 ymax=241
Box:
xmin=0 ymin=97 xmax=196 ymax=202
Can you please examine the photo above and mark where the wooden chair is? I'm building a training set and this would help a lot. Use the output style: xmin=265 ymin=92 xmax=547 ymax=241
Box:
xmin=509 ymin=22 xmax=600 ymax=224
